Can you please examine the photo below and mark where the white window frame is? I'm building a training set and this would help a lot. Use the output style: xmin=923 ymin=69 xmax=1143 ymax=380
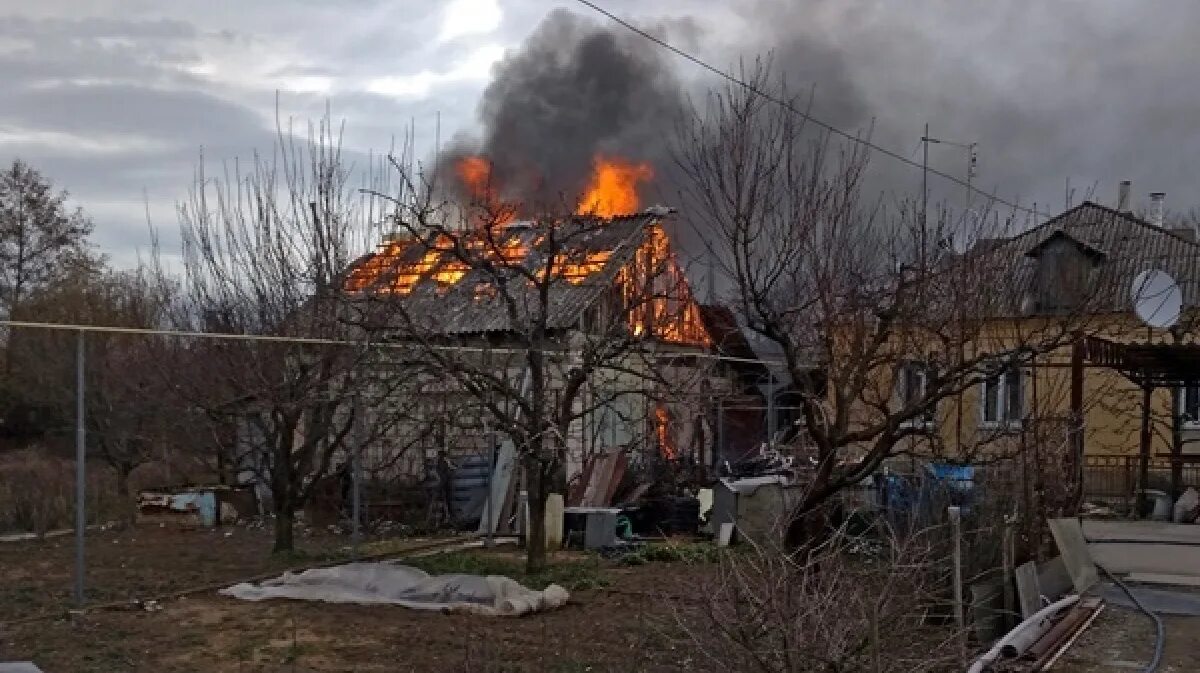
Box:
xmin=980 ymin=363 xmax=1024 ymax=429
xmin=898 ymin=360 xmax=936 ymax=429
xmin=1178 ymin=384 xmax=1200 ymax=429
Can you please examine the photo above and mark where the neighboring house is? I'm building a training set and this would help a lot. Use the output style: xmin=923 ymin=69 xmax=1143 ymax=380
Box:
xmin=886 ymin=201 xmax=1200 ymax=478
xmin=342 ymin=211 xmax=750 ymax=480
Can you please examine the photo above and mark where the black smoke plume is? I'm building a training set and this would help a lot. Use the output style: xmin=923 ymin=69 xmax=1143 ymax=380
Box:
xmin=438 ymin=9 xmax=686 ymax=210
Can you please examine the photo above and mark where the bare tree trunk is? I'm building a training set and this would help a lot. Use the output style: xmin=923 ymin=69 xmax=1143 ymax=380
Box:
xmin=273 ymin=440 xmax=296 ymax=553
xmin=115 ymin=464 xmax=131 ymax=498
xmin=274 ymin=500 xmax=295 ymax=554
xmin=524 ymin=455 xmax=548 ymax=574
xmin=115 ymin=463 xmax=137 ymax=526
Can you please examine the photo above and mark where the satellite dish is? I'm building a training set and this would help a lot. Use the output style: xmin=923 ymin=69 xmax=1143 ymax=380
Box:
xmin=1131 ymin=269 xmax=1182 ymax=329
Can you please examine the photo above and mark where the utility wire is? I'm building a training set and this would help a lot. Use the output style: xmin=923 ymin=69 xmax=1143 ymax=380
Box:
xmin=570 ymin=0 xmax=1044 ymax=220
xmin=0 ymin=319 xmax=787 ymax=368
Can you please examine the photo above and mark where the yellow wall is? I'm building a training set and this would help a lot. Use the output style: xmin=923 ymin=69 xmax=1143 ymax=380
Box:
xmin=873 ymin=314 xmax=1186 ymax=461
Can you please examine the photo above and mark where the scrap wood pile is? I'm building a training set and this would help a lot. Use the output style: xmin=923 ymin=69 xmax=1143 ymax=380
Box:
xmin=978 ymin=596 xmax=1105 ymax=672
xmin=567 ymin=447 xmax=629 ymax=507
xmin=566 ymin=447 xmax=703 ymax=540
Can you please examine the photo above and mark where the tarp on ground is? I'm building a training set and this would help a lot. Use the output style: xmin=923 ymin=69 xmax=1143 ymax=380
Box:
xmin=219 ymin=562 xmax=569 ymax=617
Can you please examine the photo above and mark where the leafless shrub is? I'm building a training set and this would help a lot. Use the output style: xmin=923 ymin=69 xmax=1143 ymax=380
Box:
xmin=674 ymin=523 xmax=967 ymax=673
xmin=0 ymin=449 xmax=121 ymax=534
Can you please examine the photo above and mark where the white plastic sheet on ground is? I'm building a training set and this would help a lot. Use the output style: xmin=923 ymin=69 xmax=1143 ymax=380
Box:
xmin=219 ymin=562 xmax=569 ymax=617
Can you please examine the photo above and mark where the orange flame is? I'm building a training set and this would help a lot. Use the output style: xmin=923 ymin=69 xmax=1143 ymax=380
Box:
xmin=455 ymin=155 xmax=514 ymax=226
xmin=654 ymin=404 xmax=676 ymax=460
xmin=576 ymin=155 xmax=653 ymax=218
xmin=456 ymin=155 xmax=493 ymax=201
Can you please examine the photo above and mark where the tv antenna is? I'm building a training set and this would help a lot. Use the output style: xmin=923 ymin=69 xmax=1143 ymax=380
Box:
xmin=1131 ymin=269 xmax=1182 ymax=329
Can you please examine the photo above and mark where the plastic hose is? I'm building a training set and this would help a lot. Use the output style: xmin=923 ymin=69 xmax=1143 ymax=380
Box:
xmin=1080 ymin=518 xmax=1165 ymax=673
xmin=1097 ymin=564 xmax=1164 ymax=673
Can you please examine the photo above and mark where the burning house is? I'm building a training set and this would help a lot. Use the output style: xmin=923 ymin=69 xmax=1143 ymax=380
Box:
xmin=341 ymin=155 xmax=757 ymax=507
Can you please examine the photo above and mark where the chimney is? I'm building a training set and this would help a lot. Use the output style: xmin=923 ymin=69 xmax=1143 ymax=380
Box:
xmin=1150 ymin=192 xmax=1166 ymax=227
xmin=1117 ymin=180 xmax=1132 ymax=212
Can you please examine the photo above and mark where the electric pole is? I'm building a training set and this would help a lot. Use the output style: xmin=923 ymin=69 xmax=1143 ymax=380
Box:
xmin=922 ymin=130 xmax=979 ymax=219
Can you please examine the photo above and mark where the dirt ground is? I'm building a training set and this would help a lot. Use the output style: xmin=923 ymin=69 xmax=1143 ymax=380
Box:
xmin=0 ymin=522 xmax=387 ymax=623
xmin=1057 ymin=603 xmax=1200 ymax=673
xmin=0 ymin=525 xmax=701 ymax=672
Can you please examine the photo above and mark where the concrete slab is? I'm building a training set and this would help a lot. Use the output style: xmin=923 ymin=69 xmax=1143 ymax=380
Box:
xmin=1099 ymin=582 xmax=1200 ymax=616
xmin=1038 ymin=556 xmax=1074 ymax=597
xmin=1082 ymin=519 xmax=1200 ymax=545
xmin=1050 ymin=518 xmax=1099 ymax=592
xmin=1089 ymin=543 xmax=1200 ymax=576
xmin=1016 ymin=561 xmax=1041 ymax=619
xmin=1125 ymin=573 xmax=1200 ymax=587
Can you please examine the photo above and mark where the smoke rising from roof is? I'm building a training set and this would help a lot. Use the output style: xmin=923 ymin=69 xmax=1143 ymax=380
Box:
xmin=440 ymin=1 xmax=1200 ymax=227
xmin=438 ymin=8 xmax=687 ymax=210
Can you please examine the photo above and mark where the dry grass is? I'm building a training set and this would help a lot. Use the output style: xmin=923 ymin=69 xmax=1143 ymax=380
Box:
xmin=0 ymin=448 xmax=125 ymax=534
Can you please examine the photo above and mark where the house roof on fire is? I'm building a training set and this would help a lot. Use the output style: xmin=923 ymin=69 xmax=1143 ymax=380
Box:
xmin=344 ymin=210 xmax=711 ymax=345
xmin=972 ymin=201 xmax=1200 ymax=316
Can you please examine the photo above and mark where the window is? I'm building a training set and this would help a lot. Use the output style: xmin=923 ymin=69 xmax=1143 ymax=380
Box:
xmin=981 ymin=364 xmax=1024 ymax=427
xmin=1179 ymin=385 xmax=1200 ymax=428
xmin=898 ymin=361 xmax=936 ymax=427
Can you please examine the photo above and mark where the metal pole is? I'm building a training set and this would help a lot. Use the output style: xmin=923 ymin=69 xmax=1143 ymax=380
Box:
xmin=74 ymin=329 xmax=86 ymax=607
xmin=715 ymin=397 xmax=724 ymax=471
xmin=948 ymin=505 xmax=964 ymax=632
xmin=351 ymin=393 xmax=362 ymax=560
xmin=921 ymin=122 xmax=929 ymax=266
xmin=766 ymin=370 xmax=776 ymax=444
xmin=484 ymin=419 xmax=495 ymax=548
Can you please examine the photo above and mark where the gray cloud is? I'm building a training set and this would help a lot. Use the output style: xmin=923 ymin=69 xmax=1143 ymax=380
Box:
xmin=6 ymin=0 xmax=1200 ymax=270
xmin=727 ymin=0 xmax=1200 ymax=215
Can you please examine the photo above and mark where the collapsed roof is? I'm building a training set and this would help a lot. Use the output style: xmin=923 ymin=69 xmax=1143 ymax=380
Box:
xmin=344 ymin=211 xmax=711 ymax=346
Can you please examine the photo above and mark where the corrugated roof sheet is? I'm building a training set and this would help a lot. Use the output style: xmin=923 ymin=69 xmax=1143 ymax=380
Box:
xmin=980 ymin=201 xmax=1200 ymax=315
xmin=352 ymin=213 xmax=655 ymax=335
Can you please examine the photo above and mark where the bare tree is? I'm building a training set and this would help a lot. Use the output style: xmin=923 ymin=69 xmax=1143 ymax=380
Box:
xmin=674 ymin=63 xmax=1101 ymax=545
xmin=154 ymin=117 xmax=421 ymax=552
xmin=357 ymin=160 xmax=714 ymax=572
xmin=13 ymin=267 xmax=177 ymax=502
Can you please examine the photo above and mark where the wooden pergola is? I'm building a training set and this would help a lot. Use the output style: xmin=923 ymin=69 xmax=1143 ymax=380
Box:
xmin=1078 ymin=335 xmax=1200 ymax=506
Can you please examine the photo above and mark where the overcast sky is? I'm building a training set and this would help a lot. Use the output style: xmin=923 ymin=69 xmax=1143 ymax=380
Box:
xmin=4 ymin=0 xmax=1200 ymax=267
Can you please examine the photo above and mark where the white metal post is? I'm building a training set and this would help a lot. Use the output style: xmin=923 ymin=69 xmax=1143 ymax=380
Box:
xmin=948 ymin=505 xmax=964 ymax=631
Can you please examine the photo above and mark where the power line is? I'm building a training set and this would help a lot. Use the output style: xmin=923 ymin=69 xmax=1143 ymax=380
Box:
xmin=570 ymin=0 xmax=1044 ymax=220
xmin=0 ymin=319 xmax=788 ymax=368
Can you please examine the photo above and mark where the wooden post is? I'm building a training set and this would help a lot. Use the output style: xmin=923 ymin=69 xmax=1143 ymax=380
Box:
xmin=1172 ymin=386 xmax=1184 ymax=499
xmin=1002 ymin=517 xmax=1015 ymax=629
xmin=1069 ymin=335 xmax=1085 ymax=509
xmin=1138 ymin=382 xmax=1153 ymax=516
